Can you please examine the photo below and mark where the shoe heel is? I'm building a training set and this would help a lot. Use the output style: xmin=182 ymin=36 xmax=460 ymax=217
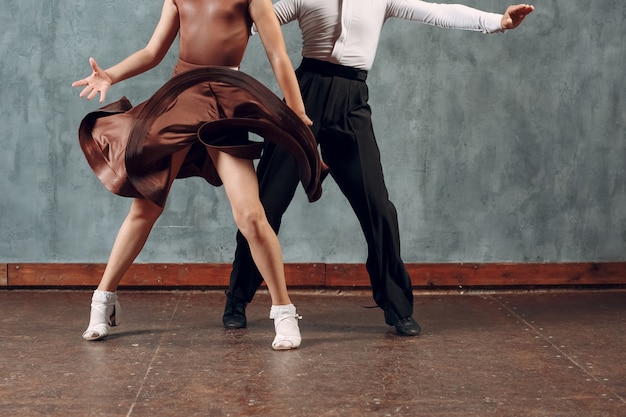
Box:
xmin=109 ymin=300 xmax=121 ymax=327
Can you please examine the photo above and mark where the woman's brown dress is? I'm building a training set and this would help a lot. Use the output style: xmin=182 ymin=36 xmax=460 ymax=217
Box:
xmin=78 ymin=60 xmax=323 ymax=208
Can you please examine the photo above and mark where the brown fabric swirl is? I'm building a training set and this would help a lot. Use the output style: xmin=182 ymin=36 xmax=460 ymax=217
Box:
xmin=78 ymin=64 xmax=322 ymax=207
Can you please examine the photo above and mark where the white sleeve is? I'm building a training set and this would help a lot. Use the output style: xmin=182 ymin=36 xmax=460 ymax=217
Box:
xmin=386 ymin=0 xmax=504 ymax=34
xmin=251 ymin=0 xmax=299 ymax=35
xmin=273 ymin=0 xmax=300 ymax=25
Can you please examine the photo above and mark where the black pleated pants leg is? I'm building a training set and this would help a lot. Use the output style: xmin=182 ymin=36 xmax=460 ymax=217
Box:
xmin=228 ymin=61 xmax=413 ymax=318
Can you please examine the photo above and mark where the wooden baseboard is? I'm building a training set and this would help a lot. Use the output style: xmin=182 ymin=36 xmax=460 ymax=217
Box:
xmin=2 ymin=262 xmax=625 ymax=288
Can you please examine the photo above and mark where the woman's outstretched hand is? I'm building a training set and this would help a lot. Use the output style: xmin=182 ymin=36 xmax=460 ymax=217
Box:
xmin=71 ymin=57 xmax=112 ymax=103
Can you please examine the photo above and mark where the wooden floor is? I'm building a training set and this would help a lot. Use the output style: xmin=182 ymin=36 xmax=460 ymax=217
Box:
xmin=1 ymin=288 xmax=625 ymax=416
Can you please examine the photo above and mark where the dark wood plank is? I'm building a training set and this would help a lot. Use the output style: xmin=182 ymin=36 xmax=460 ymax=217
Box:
xmin=405 ymin=263 xmax=626 ymax=287
xmin=5 ymin=262 xmax=626 ymax=288
xmin=0 ymin=264 xmax=7 ymax=286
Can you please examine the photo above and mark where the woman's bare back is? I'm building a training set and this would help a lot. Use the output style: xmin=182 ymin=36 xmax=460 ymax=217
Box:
xmin=176 ymin=0 xmax=252 ymax=67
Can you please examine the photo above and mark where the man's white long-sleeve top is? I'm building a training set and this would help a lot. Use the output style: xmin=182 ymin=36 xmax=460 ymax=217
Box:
xmin=273 ymin=0 xmax=504 ymax=70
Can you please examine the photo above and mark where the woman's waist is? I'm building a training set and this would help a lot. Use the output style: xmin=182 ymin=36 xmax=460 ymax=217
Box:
xmin=174 ymin=58 xmax=239 ymax=76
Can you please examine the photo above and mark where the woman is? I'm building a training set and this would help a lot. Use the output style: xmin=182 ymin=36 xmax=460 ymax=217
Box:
xmin=72 ymin=0 xmax=323 ymax=350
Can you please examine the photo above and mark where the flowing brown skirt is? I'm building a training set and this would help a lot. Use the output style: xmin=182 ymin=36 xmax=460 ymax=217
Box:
xmin=78 ymin=60 xmax=322 ymax=207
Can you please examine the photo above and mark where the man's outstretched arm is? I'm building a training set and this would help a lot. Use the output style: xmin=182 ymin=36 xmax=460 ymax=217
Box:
xmin=501 ymin=4 xmax=535 ymax=30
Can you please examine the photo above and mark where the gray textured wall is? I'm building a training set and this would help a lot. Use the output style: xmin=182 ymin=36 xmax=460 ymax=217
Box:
xmin=1 ymin=0 xmax=624 ymax=264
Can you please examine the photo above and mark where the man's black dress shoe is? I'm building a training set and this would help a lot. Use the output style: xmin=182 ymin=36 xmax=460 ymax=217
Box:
xmin=384 ymin=308 xmax=421 ymax=336
xmin=223 ymin=290 xmax=247 ymax=329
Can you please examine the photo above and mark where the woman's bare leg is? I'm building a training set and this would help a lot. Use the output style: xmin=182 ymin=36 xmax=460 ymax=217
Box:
xmin=83 ymin=197 xmax=163 ymax=340
xmin=207 ymin=148 xmax=291 ymax=306
xmin=96 ymin=198 xmax=163 ymax=291
xmin=208 ymin=148 xmax=300 ymax=349
xmin=84 ymin=151 xmax=186 ymax=341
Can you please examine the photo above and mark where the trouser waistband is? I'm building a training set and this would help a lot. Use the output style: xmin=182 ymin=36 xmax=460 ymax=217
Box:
xmin=299 ymin=58 xmax=368 ymax=81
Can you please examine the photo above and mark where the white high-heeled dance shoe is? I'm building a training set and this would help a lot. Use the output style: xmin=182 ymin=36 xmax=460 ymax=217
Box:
xmin=270 ymin=304 xmax=301 ymax=350
xmin=82 ymin=290 xmax=121 ymax=341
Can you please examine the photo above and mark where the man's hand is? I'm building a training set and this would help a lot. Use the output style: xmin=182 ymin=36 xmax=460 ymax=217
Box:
xmin=71 ymin=57 xmax=112 ymax=103
xmin=501 ymin=4 xmax=535 ymax=30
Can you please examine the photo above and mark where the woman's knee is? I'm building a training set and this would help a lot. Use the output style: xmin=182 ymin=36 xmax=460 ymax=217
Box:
xmin=129 ymin=198 xmax=164 ymax=222
xmin=233 ymin=204 xmax=267 ymax=239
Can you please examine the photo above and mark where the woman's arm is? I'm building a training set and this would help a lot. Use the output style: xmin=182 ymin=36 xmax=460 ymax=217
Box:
xmin=72 ymin=0 xmax=180 ymax=102
xmin=250 ymin=0 xmax=312 ymax=125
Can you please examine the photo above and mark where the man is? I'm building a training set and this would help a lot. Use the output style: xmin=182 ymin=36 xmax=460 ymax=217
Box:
xmin=224 ymin=0 xmax=534 ymax=336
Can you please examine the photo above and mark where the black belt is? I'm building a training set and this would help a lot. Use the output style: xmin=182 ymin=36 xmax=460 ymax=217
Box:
xmin=298 ymin=58 xmax=368 ymax=81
